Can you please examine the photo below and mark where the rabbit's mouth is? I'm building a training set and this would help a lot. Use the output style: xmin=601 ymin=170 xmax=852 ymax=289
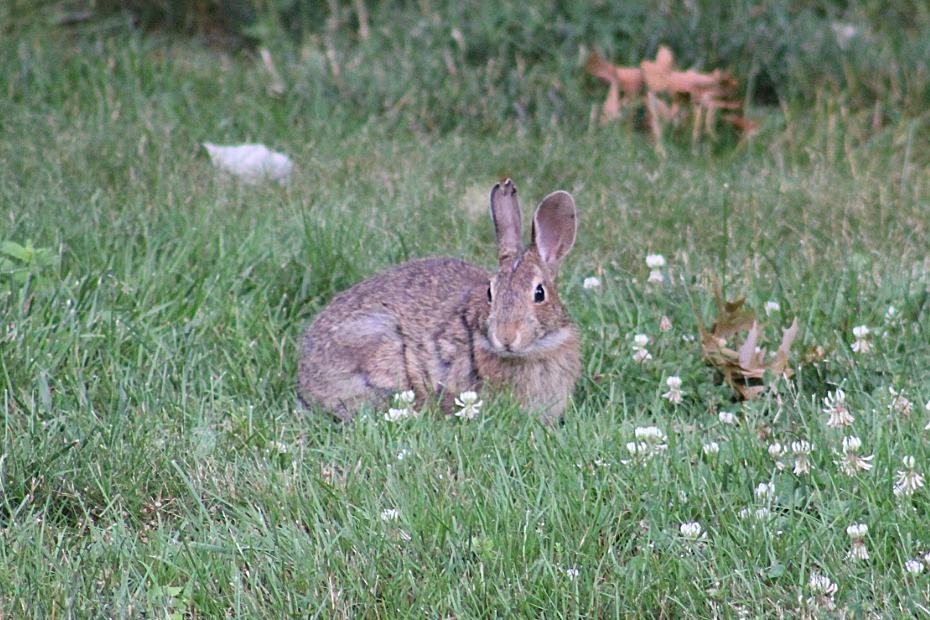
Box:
xmin=480 ymin=327 xmax=573 ymax=358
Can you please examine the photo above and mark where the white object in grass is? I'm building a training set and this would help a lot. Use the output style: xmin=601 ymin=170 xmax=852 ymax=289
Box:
xmin=203 ymin=143 xmax=293 ymax=184
xmin=791 ymin=441 xmax=814 ymax=475
xmin=850 ymin=325 xmax=871 ymax=353
xmin=454 ymin=391 xmax=482 ymax=419
xmin=834 ymin=436 xmax=874 ymax=476
xmin=662 ymin=376 xmax=684 ymax=404
xmin=894 ymin=456 xmax=924 ymax=497
xmin=823 ymin=389 xmax=854 ymax=428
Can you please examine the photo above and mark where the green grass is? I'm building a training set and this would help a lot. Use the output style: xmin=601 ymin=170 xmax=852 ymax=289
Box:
xmin=2 ymin=6 xmax=930 ymax=618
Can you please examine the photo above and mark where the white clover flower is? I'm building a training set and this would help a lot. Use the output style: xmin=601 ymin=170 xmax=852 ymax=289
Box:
xmin=380 ymin=508 xmax=399 ymax=521
xmin=660 ymin=316 xmax=672 ymax=331
xmin=646 ymin=255 xmax=665 ymax=284
xmin=454 ymin=391 xmax=482 ymax=419
xmin=888 ymin=387 xmax=913 ymax=416
xmin=894 ymin=456 xmax=924 ymax=497
xmin=806 ymin=571 xmax=837 ymax=610
xmin=565 ymin=567 xmax=580 ymax=580
xmin=738 ymin=506 xmax=772 ymax=521
xmin=626 ymin=427 xmax=667 ymax=461
xmin=885 ymin=305 xmax=897 ymax=323
xmin=833 ymin=435 xmax=874 ymax=476
xmin=386 ymin=391 xmax=417 ymax=420
xmin=646 ymin=254 xmax=666 ymax=268
xmin=808 ymin=572 xmax=838 ymax=595
xmin=823 ymin=389 xmax=854 ymax=428
xmin=718 ymin=411 xmax=736 ymax=425
xmin=791 ymin=441 xmax=814 ymax=475
xmin=905 ymin=560 xmax=925 ymax=576
xmin=846 ymin=523 xmax=869 ymax=561
xmin=632 ymin=349 xmax=652 ymax=363
xmin=635 ymin=426 xmax=667 ymax=443
xmin=851 ymin=325 xmax=871 ymax=353
xmin=843 ymin=436 xmax=862 ymax=452
xmin=395 ymin=390 xmax=415 ymax=406
xmin=626 ymin=441 xmax=647 ymax=456
xmin=384 ymin=407 xmax=411 ymax=422
xmin=768 ymin=442 xmax=788 ymax=470
xmin=764 ymin=301 xmax=781 ymax=315
xmin=583 ymin=276 xmax=601 ymax=290
xmin=703 ymin=441 xmax=720 ymax=456
xmin=632 ymin=334 xmax=652 ymax=363
xmin=754 ymin=482 xmax=775 ymax=502
xmin=679 ymin=522 xmax=702 ymax=539
xmin=662 ymin=376 xmax=684 ymax=404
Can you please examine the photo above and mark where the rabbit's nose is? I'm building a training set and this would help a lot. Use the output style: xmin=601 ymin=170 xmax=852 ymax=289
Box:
xmin=493 ymin=325 xmax=522 ymax=350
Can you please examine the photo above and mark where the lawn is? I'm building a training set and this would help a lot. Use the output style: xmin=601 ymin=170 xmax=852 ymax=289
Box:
xmin=2 ymin=2 xmax=930 ymax=618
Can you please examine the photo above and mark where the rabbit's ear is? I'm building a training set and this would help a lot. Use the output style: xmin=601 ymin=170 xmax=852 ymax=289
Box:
xmin=531 ymin=190 xmax=577 ymax=274
xmin=490 ymin=179 xmax=524 ymax=266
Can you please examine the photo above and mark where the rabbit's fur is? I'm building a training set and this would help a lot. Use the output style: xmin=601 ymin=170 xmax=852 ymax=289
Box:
xmin=298 ymin=179 xmax=580 ymax=424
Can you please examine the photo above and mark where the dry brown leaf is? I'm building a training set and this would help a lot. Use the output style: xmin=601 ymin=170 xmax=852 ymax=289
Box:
xmin=585 ymin=52 xmax=644 ymax=121
xmin=640 ymin=46 xmax=674 ymax=93
xmin=652 ymin=97 xmax=680 ymax=122
xmin=585 ymin=51 xmax=618 ymax=83
xmin=615 ymin=67 xmax=645 ymax=101
xmin=586 ymin=47 xmax=756 ymax=143
xmin=694 ymin=284 xmax=799 ymax=400
xmin=722 ymin=114 xmax=760 ymax=133
xmin=668 ymin=69 xmax=737 ymax=100
xmin=602 ymin=80 xmax=621 ymax=122
xmin=707 ymin=285 xmax=755 ymax=339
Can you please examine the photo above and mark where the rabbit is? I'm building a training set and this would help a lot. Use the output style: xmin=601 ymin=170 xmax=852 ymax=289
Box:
xmin=297 ymin=179 xmax=580 ymax=425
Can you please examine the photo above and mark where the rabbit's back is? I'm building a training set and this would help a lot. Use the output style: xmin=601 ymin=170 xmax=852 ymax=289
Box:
xmin=298 ymin=257 xmax=489 ymax=419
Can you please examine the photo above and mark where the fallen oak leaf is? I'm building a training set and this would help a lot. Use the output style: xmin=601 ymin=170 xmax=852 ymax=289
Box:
xmin=585 ymin=52 xmax=621 ymax=122
xmin=769 ymin=317 xmax=800 ymax=374
xmin=722 ymin=114 xmax=761 ymax=134
xmin=709 ymin=283 xmax=755 ymax=339
xmin=693 ymin=284 xmax=799 ymax=400
xmin=668 ymin=69 xmax=738 ymax=100
xmin=584 ymin=51 xmax=618 ymax=82
xmin=738 ymin=322 xmax=761 ymax=372
xmin=585 ymin=52 xmax=644 ymax=121
xmin=640 ymin=46 xmax=674 ymax=93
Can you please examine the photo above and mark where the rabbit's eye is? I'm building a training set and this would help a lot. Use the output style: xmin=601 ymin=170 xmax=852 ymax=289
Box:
xmin=534 ymin=284 xmax=545 ymax=303
xmin=487 ymin=286 xmax=493 ymax=304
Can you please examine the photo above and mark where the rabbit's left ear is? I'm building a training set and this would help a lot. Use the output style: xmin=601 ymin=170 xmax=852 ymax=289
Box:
xmin=531 ymin=191 xmax=576 ymax=274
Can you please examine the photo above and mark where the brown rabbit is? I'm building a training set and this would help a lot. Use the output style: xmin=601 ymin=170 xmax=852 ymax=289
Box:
xmin=297 ymin=179 xmax=580 ymax=424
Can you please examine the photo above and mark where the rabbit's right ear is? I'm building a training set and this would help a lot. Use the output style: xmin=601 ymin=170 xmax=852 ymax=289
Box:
xmin=490 ymin=179 xmax=524 ymax=267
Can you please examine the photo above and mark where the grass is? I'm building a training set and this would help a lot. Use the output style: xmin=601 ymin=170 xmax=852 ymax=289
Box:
xmin=2 ymin=4 xmax=930 ymax=618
